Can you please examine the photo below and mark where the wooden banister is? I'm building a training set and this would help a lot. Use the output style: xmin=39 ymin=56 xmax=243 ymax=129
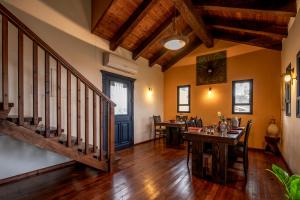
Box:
xmin=0 ymin=3 xmax=115 ymax=172
xmin=0 ymin=3 xmax=115 ymax=106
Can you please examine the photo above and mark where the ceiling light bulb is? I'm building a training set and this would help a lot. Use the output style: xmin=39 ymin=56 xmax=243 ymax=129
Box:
xmin=284 ymin=74 xmax=292 ymax=82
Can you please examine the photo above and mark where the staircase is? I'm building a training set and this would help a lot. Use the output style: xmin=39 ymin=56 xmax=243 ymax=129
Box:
xmin=0 ymin=4 xmax=115 ymax=172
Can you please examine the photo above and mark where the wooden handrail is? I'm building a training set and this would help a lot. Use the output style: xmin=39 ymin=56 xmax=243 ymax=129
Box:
xmin=0 ymin=3 xmax=115 ymax=172
xmin=0 ymin=3 xmax=115 ymax=106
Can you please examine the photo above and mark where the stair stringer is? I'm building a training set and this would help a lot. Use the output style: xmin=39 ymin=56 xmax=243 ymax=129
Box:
xmin=0 ymin=120 xmax=108 ymax=171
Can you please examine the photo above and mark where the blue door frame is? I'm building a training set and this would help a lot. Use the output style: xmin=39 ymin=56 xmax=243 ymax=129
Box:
xmin=101 ymin=70 xmax=135 ymax=151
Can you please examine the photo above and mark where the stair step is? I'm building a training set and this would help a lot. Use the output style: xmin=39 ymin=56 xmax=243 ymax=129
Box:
xmin=7 ymin=115 xmax=42 ymax=125
xmin=36 ymin=126 xmax=64 ymax=137
xmin=77 ymin=142 xmax=96 ymax=153
xmin=58 ymin=134 xmax=80 ymax=145
xmin=0 ymin=120 xmax=108 ymax=171
xmin=0 ymin=103 xmax=14 ymax=119
xmin=0 ymin=102 xmax=14 ymax=110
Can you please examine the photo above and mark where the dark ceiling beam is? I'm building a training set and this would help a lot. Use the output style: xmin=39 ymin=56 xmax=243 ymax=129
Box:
xmin=132 ymin=14 xmax=174 ymax=60
xmin=210 ymin=25 xmax=285 ymax=41
xmin=192 ymin=0 xmax=297 ymax=12
xmin=203 ymin=16 xmax=288 ymax=36
xmin=109 ymin=0 xmax=159 ymax=51
xmin=212 ymin=30 xmax=282 ymax=50
xmin=149 ymin=27 xmax=193 ymax=67
xmin=162 ymin=38 xmax=202 ymax=72
xmin=198 ymin=6 xmax=296 ymax=26
xmin=173 ymin=0 xmax=213 ymax=47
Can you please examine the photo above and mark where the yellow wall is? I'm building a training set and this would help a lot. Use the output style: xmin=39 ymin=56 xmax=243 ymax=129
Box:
xmin=164 ymin=40 xmax=282 ymax=149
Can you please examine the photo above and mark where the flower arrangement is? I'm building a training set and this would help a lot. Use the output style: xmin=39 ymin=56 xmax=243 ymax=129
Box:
xmin=217 ymin=111 xmax=225 ymax=121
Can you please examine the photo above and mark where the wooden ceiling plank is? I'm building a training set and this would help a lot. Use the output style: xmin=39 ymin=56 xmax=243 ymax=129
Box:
xmin=91 ymin=0 xmax=115 ymax=33
xmin=210 ymin=25 xmax=285 ymax=40
xmin=132 ymin=14 xmax=174 ymax=60
xmin=204 ymin=16 xmax=288 ymax=36
xmin=162 ymin=38 xmax=202 ymax=72
xmin=174 ymin=0 xmax=213 ymax=47
xmin=149 ymin=27 xmax=193 ymax=67
xmin=199 ymin=5 xmax=296 ymax=23
xmin=212 ymin=30 xmax=282 ymax=50
xmin=193 ymin=0 xmax=297 ymax=13
xmin=109 ymin=0 xmax=159 ymax=51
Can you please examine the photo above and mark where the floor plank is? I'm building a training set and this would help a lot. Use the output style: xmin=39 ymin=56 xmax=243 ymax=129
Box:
xmin=0 ymin=140 xmax=287 ymax=200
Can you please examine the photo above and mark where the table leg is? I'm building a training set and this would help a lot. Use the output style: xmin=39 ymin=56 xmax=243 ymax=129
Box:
xmin=191 ymin=141 xmax=203 ymax=177
xmin=212 ymin=143 xmax=228 ymax=184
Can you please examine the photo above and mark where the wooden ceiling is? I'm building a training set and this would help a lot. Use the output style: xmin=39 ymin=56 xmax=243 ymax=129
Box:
xmin=92 ymin=0 xmax=297 ymax=71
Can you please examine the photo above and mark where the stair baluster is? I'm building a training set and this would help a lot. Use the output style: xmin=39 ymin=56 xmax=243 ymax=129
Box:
xmin=0 ymin=3 xmax=115 ymax=171
xmin=2 ymin=15 xmax=8 ymax=111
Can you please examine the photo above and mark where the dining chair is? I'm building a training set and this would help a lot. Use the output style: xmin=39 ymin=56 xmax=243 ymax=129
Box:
xmin=153 ymin=115 xmax=166 ymax=143
xmin=184 ymin=120 xmax=196 ymax=165
xmin=230 ymin=120 xmax=253 ymax=179
xmin=195 ymin=118 xmax=203 ymax=127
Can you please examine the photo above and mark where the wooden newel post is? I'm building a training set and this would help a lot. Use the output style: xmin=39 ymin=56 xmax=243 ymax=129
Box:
xmin=107 ymin=103 xmax=115 ymax=172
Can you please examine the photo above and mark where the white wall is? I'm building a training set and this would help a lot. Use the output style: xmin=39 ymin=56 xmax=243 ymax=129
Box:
xmin=281 ymin=6 xmax=300 ymax=174
xmin=0 ymin=0 xmax=164 ymax=178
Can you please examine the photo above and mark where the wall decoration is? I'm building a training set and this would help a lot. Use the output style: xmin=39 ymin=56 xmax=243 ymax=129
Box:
xmin=196 ymin=51 xmax=227 ymax=85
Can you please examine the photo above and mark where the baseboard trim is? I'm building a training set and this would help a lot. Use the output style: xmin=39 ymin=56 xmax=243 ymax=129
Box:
xmin=134 ymin=137 xmax=166 ymax=146
xmin=0 ymin=160 xmax=76 ymax=185
xmin=134 ymin=138 xmax=154 ymax=146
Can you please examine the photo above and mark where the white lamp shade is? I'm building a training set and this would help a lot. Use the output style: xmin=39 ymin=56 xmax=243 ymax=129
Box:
xmin=163 ymin=38 xmax=186 ymax=50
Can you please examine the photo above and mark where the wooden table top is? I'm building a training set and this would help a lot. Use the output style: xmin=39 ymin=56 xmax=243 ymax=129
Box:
xmin=183 ymin=129 xmax=244 ymax=145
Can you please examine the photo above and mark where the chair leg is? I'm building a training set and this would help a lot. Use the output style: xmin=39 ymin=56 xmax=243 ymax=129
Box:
xmin=154 ymin=132 xmax=156 ymax=143
xmin=187 ymin=142 xmax=190 ymax=165
xmin=243 ymin=155 xmax=249 ymax=179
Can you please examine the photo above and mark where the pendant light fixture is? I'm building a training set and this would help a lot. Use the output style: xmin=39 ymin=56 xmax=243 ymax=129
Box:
xmin=162 ymin=2 xmax=188 ymax=51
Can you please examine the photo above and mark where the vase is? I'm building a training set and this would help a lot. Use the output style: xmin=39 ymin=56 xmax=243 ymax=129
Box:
xmin=267 ymin=119 xmax=279 ymax=138
xmin=231 ymin=117 xmax=239 ymax=128
xmin=220 ymin=120 xmax=227 ymax=133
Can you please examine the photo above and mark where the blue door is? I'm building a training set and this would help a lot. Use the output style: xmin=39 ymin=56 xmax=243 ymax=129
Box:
xmin=102 ymin=71 xmax=134 ymax=151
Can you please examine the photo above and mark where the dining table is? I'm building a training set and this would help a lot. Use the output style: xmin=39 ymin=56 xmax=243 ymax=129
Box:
xmin=183 ymin=128 xmax=244 ymax=184
xmin=155 ymin=121 xmax=186 ymax=148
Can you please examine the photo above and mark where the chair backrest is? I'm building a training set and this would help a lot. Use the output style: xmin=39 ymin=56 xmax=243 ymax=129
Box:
xmin=153 ymin=115 xmax=161 ymax=124
xmin=195 ymin=118 xmax=203 ymax=127
xmin=238 ymin=117 xmax=242 ymax=127
xmin=244 ymin=120 xmax=253 ymax=151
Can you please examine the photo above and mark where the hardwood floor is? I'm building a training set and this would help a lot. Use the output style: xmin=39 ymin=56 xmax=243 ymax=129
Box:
xmin=0 ymin=140 xmax=287 ymax=200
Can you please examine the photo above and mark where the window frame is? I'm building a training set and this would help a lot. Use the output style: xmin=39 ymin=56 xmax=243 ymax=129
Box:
xmin=285 ymin=64 xmax=292 ymax=117
xmin=297 ymin=52 xmax=300 ymax=118
xmin=177 ymin=85 xmax=191 ymax=113
xmin=232 ymin=79 xmax=253 ymax=115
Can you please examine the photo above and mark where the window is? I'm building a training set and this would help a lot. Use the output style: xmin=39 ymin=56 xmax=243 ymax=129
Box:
xmin=232 ymin=80 xmax=253 ymax=114
xmin=177 ymin=85 xmax=190 ymax=113
xmin=297 ymin=53 xmax=300 ymax=118
xmin=285 ymin=65 xmax=292 ymax=116
xmin=110 ymin=81 xmax=128 ymax=115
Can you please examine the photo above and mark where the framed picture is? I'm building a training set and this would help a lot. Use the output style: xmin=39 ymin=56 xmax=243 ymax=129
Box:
xmin=196 ymin=51 xmax=227 ymax=85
